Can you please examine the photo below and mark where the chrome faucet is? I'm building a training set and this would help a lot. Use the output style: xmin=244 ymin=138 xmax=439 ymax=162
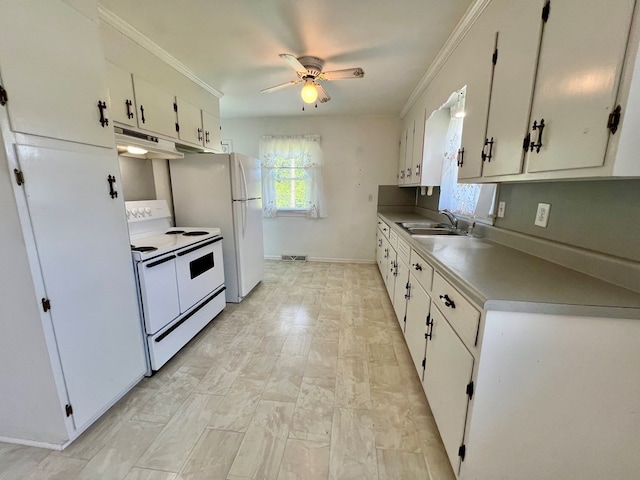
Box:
xmin=439 ymin=209 xmax=458 ymax=229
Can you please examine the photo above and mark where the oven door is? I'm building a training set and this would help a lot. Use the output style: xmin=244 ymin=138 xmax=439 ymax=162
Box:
xmin=175 ymin=236 xmax=224 ymax=313
xmin=137 ymin=253 xmax=180 ymax=334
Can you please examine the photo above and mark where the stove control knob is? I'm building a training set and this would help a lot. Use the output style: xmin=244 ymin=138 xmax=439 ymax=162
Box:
xmin=145 ymin=207 xmax=152 ymax=216
xmin=126 ymin=209 xmax=131 ymax=219
xmin=131 ymin=208 xmax=139 ymax=217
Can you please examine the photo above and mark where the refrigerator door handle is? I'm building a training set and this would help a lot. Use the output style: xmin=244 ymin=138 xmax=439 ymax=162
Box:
xmin=242 ymin=201 xmax=247 ymax=238
xmin=239 ymin=160 xmax=248 ymax=201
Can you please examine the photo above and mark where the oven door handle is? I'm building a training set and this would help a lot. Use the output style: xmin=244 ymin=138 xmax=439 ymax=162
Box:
xmin=176 ymin=236 xmax=223 ymax=257
xmin=145 ymin=255 xmax=176 ymax=268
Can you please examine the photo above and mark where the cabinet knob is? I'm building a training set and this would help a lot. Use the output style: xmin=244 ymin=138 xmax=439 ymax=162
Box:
xmin=412 ymin=263 xmax=422 ymax=271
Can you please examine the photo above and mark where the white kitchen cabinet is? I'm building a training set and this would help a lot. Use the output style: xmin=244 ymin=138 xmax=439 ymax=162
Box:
xmin=0 ymin=0 xmax=113 ymax=148
xmin=384 ymin=243 xmax=397 ymax=299
xmin=403 ymin=120 xmax=414 ymax=183
xmin=106 ymin=62 xmax=138 ymax=128
xmin=479 ymin=0 xmax=542 ymax=178
xmin=132 ymin=75 xmax=177 ymax=139
xmin=176 ymin=97 xmax=204 ymax=147
xmin=391 ymin=256 xmax=409 ymax=328
xmin=418 ymin=106 xmax=449 ymax=186
xmin=404 ymin=273 xmax=431 ymax=379
xmin=525 ymin=0 xmax=635 ymax=173
xmin=376 ymin=228 xmax=386 ymax=276
xmin=202 ymin=110 xmax=222 ymax=152
xmin=15 ymin=143 xmax=147 ymax=430
xmin=406 ymin=110 xmax=425 ymax=185
xmin=0 ymin=0 xmax=147 ymax=448
xmin=398 ymin=127 xmax=407 ymax=184
xmin=424 ymin=304 xmax=474 ymax=475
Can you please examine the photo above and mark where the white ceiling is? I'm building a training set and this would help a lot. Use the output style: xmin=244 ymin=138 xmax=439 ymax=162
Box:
xmin=98 ymin=0 xmax=474 ymax=119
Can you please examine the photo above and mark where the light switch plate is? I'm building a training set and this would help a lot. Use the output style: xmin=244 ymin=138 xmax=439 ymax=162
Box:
xmin=497 ymin=201 xmax=506 ymax=218
xmin=535 ymin=203 xmax=551 ymax=228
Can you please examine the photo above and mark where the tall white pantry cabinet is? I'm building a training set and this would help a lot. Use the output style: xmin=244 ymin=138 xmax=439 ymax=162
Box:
xmin=0 ymin=0 xmax=147 ymax=448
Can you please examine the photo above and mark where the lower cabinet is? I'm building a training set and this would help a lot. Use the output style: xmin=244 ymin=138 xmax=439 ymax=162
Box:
xmin=392 ymin=256 xmax=409 ymax=329
xmin=424 ymin=305 xmax=474 ymax=475
xmin=404 ymin=273 xmax=430 ymax=378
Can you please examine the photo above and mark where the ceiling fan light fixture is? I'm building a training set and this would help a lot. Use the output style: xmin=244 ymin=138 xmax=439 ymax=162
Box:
xmin=301 ymin=80 xmax=318 ymax=104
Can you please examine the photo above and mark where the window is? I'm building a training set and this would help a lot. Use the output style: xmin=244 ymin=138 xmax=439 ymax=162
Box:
xmin=438 ymin=89 xmax=497 ymax=223
xmin=259 ymin=135 xmax=326 ymax=218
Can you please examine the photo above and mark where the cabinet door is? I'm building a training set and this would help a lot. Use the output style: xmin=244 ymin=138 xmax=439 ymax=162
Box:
xmin=404 ymin=119 xmax=415 ymax=184
xmin=202 ymin=110 xmax=222 ymax=152
xmin=457 ymin=11 xmax=496 ymax=180
xmin=132 ymin=76 xmax=177 ymax=139
xmin=385 ymin=247 xmax=396 ymax=299
xmin=176 ymin=97 xmax=204 ymax=146
xmin=0 ymin=0 xmax=113 ymax=148
xmin=423 ymin=305 xmax=474 ymax=474
xmin=392 ymin=258 xmax=409 ymax=328
xmin=421 ymin=107 xmax=449 ymax=186
xmin=411 ymin=109 xmax=426 ymax=184
xmin=404 ymin=275 xmax=431 ymax=379
xmin=481 ymin=0 xmax=543 ymax=177
xmin=526 ymin=0 xmax=635 ymax=173
xmin=106 ymin=62 xmax=137 ymax=128
xmin=398 ymin=127 xmax=407 ymax=185
xmin=16 ymin=144 xmax=146 ymax=430
xmin=376 ymin=229 xmax=385 ymax=276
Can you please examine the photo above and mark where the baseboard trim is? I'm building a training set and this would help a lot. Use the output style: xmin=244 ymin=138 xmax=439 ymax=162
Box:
xmin=265 ymin=255 xmax=375 ymax=265
xmin=0 ymin=436 xmax=65 ymax=451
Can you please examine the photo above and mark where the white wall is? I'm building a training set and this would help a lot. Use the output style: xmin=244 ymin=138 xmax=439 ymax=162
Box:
xmin=222 ymin=115 xmax=400 ymax=262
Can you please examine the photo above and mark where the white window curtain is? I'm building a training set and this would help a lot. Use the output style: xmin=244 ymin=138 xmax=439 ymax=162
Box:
xmin=259 ymin=135 xmax=326 ymax=219
xmin=439 ymin=109 xmax=496 ymax=222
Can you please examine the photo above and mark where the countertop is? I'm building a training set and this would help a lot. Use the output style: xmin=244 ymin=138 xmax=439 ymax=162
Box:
xmin=377 ymin=211 xmax=640 ymax=319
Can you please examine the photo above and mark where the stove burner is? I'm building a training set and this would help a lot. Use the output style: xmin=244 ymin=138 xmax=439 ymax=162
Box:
xmin=183 ymin=231 xmax=209 ymax=236
xmin=131 ymin=246 xmax=158 ymax=252
xmin=166 ymin=230 xmax=186 ymax=235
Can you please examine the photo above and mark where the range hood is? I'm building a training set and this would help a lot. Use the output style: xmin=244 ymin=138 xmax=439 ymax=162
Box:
xmin=115 ymin=126 xmax=184 ymax=160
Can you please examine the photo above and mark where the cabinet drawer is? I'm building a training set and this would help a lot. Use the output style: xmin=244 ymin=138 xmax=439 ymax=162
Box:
xmin=397 ymin=238 xmax=410 ymax=265
xmin=409 ymin=250 xmax=433 ymax=291
xmin=432 ymin=272 xmax=480 ymax=348
xmin=389 ymin=229 xmax=399 ymax=250
xmin=377 ymin=218 xmax=390 ymax=239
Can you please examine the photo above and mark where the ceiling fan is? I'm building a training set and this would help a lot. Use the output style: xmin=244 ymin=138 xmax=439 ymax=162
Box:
xmin=260 ymin=54 xmax=365 ymax=105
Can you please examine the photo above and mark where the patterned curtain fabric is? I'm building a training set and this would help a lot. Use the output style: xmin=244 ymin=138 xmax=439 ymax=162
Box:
xmin=438 ymin=111 xmax=496 ymax=220
xmin=259 ymin=135 xmax=326 ymax=219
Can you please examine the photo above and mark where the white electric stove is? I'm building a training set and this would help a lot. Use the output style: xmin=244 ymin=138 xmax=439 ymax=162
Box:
xmin=126 ymin=200 xmax=225 ymax=374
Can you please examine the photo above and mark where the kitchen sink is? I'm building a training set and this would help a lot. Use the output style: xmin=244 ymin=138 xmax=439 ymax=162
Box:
xmin=396 ymin=221 xmax=467 ymax=237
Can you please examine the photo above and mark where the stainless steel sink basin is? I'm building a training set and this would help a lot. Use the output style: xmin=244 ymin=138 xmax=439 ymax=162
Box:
xmin=398 ymin=221 xmax=449 ymax=229
xmin=408 ymin=227 xmax=465 ymax=236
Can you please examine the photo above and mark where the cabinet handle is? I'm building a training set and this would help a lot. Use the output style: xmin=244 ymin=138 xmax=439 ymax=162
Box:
xmin=378 ymin=238 xmax=382 ymax=247
xmin=425 ymin=314 xmax=433 ymax=340
xmin=456 ymin=147 xmax=465 ymax=167
xmin=125 ymin=99 xmax=134 ymax=119
xmin=529 ymin=119 xmax=545 ymax=153
xmin=415 ymin=164 xmax=421 ymax=176
xmin=412 ymin=262 xmax=422 ymax=271
xmin=400 ymin=171 xmax=405 ymax=179
xmin=439 ymin=294 xmax=456 ymax=309
xmin=205 ymin=130 xmax=210 ymax=143
xmin=481 ymin=137 xmax=494 ymax=162
xmin=522 ymin=132 xmax=531 ymax=152
xmin=197 ymin=128 xmax=203 ymax=141
xmin=140 ymin=105 xmax=146 ymax=124
xmin=107 ymin=174 xmax=118 ymax=199
xmin=407 ymin=167 xmax=412 ymax=177
xmin=97 ymin=101 xmax=108 ymax=127
xmin=404 ymin=282 xmax=411 ymax=299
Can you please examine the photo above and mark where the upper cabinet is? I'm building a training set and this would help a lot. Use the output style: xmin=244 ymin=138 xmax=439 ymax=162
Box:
xmin=0 ymin=0 xmax=114 ymax=148
xmin=459 ymin=0 xmax=639 ymax=182
xmin=106 ymin=62 xmax=138 ymax=128
xmin=132 ymin=76 xmax=177 ymax=139
xmin=202 ymin=110 xmax=222 ymax=152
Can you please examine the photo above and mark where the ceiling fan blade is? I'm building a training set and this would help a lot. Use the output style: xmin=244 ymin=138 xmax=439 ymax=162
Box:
xmin=316 ymin=84 xmax=331 ymax=103
xmin=319 ymin=67 xmax=365 ymax=81
xmin=260 ymin=80 xmax=301 ymax=93
xmin=279 ymin=53 xmax=307 ymax=74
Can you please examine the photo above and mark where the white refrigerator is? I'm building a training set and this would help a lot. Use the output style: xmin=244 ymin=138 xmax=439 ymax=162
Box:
xmin=169 ymin=153 xmax=264 ymax=303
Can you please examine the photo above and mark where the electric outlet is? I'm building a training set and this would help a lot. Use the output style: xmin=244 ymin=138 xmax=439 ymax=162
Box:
xmin=535 ymin=203 xmax=551 ymax=228
xmin=497 ymin=201 xmax=506 ymax=218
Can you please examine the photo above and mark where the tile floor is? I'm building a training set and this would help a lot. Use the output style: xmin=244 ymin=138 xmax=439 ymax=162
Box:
xmin=0 ymin=261 xmax=456 ymax=480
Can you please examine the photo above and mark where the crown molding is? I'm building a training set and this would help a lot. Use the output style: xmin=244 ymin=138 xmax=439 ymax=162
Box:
xmin=98 ymin=6 xmax=224 ymax=99
xmin=400 ymin=0 xmax=491 ymax=118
